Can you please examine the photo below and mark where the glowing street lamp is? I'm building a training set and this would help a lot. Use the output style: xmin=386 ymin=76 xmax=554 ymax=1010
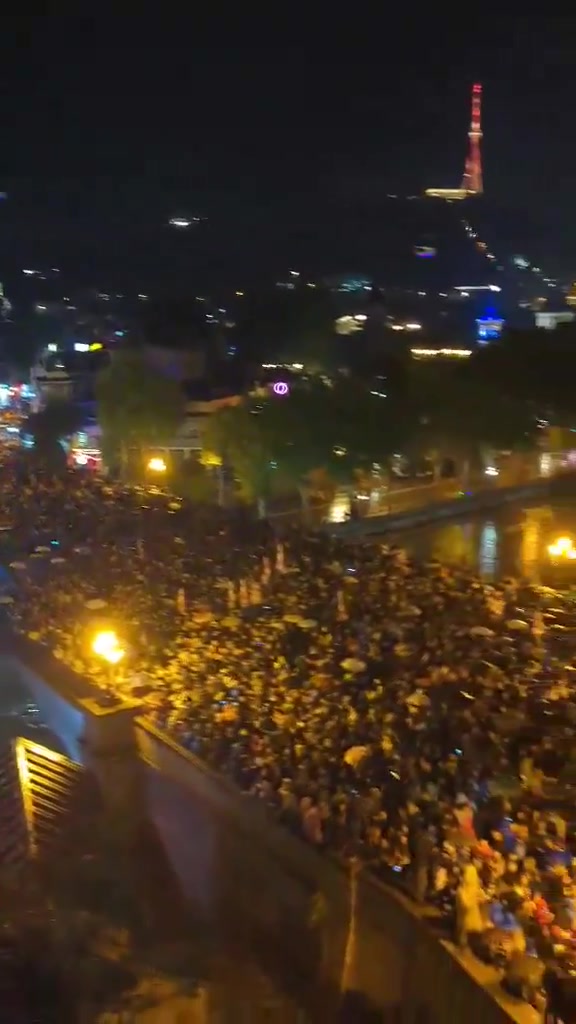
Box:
xmin=547 ymin=536 xmax=576 ymax=560
xmin=92 ymin=630 xmax=125 ymax=665
xmin=147 ymin=456 xmax=167 ymax=473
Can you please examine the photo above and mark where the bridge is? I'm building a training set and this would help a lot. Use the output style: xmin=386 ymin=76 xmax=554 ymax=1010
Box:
xmin=1 ymin=632 xmax=529 ymax=1024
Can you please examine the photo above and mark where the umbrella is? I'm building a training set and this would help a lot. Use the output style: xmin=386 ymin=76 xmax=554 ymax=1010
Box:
xmin=35 ymin=546 xmax=51 ymax=554
xmin=50 ymin=557 xmax=66 ymax=564
xmin=85 ymin=598 xmax=108 ymax=611
xmin=298 ymin=619 xmax=317 ymax=629
xmin=73 ymin=546 xmax=91 ymax=554
xmin=470 ymin=626 xmax=495 ymax=637
xmin=0 ymin=595 xmax=14 ymax=604
xmin=343 ymin=745 xmax=369 ymax=768
xmin=9 ymin=562 xmax=26 ymax=570
xmin=340 ymin=658 xmax=366 ymax=673
xmin=283 ymin=614 xmax=301 ymax=623
xmin=506 ymin=619 xmax=530 ymax=631
xmin=221 ymin=616 xmax=240 ymax=628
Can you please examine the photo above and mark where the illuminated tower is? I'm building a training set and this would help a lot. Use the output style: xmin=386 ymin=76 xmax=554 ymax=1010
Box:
xmin=461 ymin=83 xmax=483 ymax=195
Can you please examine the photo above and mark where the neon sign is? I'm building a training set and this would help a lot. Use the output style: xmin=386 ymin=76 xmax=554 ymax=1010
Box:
xmin=272 ymin=381 xmax=289 ymax=396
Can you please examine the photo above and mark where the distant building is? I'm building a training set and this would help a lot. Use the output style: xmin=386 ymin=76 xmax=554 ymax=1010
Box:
xmin=476 ymin=316 xmax=504 ymax=343
xmin=535 ymin=310 xmax=575 ymax=330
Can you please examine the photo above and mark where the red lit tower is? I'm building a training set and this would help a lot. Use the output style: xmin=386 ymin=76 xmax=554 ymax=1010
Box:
xmin=461 ymin=83 xmax=483 ymax=195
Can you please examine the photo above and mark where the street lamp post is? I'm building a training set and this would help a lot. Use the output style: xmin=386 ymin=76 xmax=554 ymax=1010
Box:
xmin=92 ymin=630 xmax=125 ymax=692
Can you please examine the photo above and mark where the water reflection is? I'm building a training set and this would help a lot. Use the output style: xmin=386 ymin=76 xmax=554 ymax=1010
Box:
xmin=392 ymin=503 xmax=571 ymax=582
xmin=478 ymin=521 xmax=498 ymax=579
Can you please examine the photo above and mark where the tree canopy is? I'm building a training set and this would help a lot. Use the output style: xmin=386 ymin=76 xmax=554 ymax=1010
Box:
xmin=202 ymin=379 xmax=406 ymax=509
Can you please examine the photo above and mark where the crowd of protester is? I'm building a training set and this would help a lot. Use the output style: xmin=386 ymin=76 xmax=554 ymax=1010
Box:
xmin=5 ymin=462 xmax=576 ymax=1010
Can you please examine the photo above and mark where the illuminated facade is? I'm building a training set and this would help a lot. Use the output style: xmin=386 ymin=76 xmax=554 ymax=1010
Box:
xmin=535 ymin=310 xmax=575 ymax=330
xmin=476 ymin=316 xmax=504 ymax=343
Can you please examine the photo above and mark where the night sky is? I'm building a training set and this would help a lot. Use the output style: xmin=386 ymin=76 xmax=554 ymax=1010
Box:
xmin=0 ymin=16 xmax=574 ymax=287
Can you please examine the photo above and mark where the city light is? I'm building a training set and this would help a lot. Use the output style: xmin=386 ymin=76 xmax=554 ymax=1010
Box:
xmin=548 ymin=537 xmax=576 ymax=560
xmin=92 ymin=630 xmax=125 ymax=665
xmin=410 ymin=348 xmax=472 ymax=359
xmin=147 ymin=457 xmax=167 ymax=473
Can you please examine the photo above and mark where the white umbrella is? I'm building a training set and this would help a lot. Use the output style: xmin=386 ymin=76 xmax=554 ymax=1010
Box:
xmin=85 ymin=598 xmax=108 ymax=611
xmin=35 ymin=546 xmax=51 ymax=554
xmin=470 ymin=626 xmax=495 ymax=637
xmin=506 ymin=619 xmax=530 ymax=631
xmin=9 ymin=562 xmax=26 ymax=570
xmin=0 ymin=595 xmax=14 ymax=604
xmin=50 ymin=557 xmax=66 ymax=564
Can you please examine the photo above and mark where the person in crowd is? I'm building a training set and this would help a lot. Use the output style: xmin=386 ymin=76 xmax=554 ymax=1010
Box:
xmin=4 ymin=457 xmax=576 ymax=1007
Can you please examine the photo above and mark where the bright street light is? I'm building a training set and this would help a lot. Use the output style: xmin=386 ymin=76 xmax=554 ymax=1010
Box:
xmin=92 ymin=630 xmax=125 ymax=665
xmin=147 ymin=457 xmax=167 ymax=473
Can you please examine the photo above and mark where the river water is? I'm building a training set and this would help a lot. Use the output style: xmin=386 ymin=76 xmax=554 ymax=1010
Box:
xmin=382 ymin=498 xmax=576 ymax=584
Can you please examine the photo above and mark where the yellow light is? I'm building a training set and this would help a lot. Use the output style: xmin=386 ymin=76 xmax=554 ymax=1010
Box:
xmin=147 ymin=456 xmax=167 ymax=473
xmin=89 ymin=342 xmax=103 ymax=351
xmin=410 ymin=348 xmax=472 ymax=358
xmin=548 ymin=536 xmax=576 ymax=558
xmin=92 ymin=630 xmax=124 ymax=665
xmin=200 ymin=449 xmax=222 ymax=467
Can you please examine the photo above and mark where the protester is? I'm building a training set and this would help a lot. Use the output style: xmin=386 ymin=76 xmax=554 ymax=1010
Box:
xmin=5 ymin=460 xmax=576 ymax=1008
